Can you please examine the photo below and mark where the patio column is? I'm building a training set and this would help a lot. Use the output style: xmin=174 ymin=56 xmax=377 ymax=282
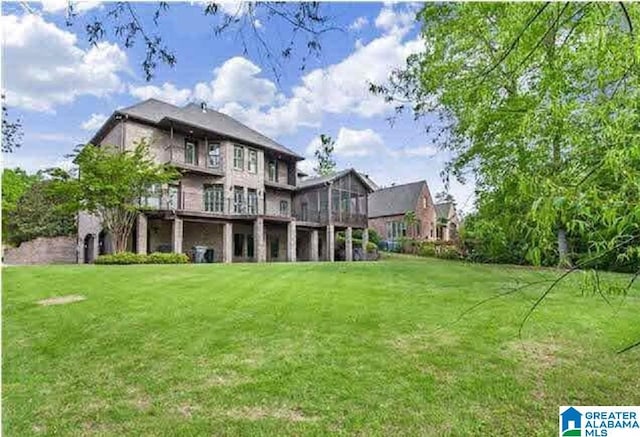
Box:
xmin=223 ymin=222 xmax=233 ymax=263
xmin=172 ymin=217 xmax=183 ymax=253
xmin=136 ymin=214 xmax=148 ymax=255
xmin=326 ymin=224 xmax=335 ymax=262
xmin=287 ymin=220 xmax=297 ymax=262
xmin=361 ymin=228 xmax=369 ymax=260
xmin=310 ymin=229 xmax=319 ymax=262
xmin=254 ymin=217 xmax=265 ymax=262
xmin=345 ymin=227 xmax=353 ymax=261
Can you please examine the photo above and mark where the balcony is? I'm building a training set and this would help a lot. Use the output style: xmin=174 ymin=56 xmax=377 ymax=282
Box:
xmin=264 ymin=178 xmax=296 ymax=191
xmin=166 ymin=144 xmax=224 ymax=176
xmin=145 ymin=189 xmax=265 ymax=218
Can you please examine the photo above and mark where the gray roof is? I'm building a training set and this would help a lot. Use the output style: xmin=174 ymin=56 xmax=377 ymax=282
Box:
xmin=97 ymin=98 xmax=302 ymax=159
xmin=368 ymin=181 xmax=426 ymax=218
xmin=297 ymin=168 xmax=375 ymax=192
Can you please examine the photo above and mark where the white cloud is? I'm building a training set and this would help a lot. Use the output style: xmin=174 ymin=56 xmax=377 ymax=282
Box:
xmin=193 ymin=56 xmax=278 ymax=108
xmin=81 ymin=113 xmax=108 ymax=131
xmin=333 ymin=127 xmax=385 ymax=157
xmin=374 ymin=3 xmax=417 ymax=36
xmin=349 ymin=16 xmax=369 ymax=31
xmin=254 ymin=19 xmax=263 ymax=29
xmin=128 ymin=82 xmax=192 ymax=106
xmin=216 ymin=1 xmax=249 ymax=17
xmin=39 ymin=0 xmax=102 ymax=14
xmin=2 ymin=14 xmax=128 ymax=112
xmin=392 ymin=145 xmax=438 ymax=158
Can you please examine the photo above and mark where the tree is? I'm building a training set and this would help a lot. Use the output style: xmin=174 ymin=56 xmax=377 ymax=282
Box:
xmin=2 ymin=95 xmax=23 ymax=153
xmin=404 ymin=210 xmax=419 ymax=238
xmin=49 ymin=140 xmax=179 ymax=253
xmin=373 ymin=3 xmax=640 ymax=269
xmin=313 ymin=134 xmax=337 ymax=176
xmin=65 ymin=2 xmax=339 ymax=82
xmin=2 ymin=168 xmax=41 ymax=242
xmin=435 ymin=191 xmax=454 ymax=205
xmin=6 ymin=180 xmax=76 ymax=246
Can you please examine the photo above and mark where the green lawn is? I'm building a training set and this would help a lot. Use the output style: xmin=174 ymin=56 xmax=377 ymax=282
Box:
xmin=3 ymin=256 xmax=639 ymax=436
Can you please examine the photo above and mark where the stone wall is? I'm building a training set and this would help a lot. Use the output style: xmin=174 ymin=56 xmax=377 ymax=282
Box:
xmin=3 ymin=236 xmax=76 ymax=265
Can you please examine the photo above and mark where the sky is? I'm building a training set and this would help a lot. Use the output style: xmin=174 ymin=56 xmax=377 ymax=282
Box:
xmin=1 ymin=1 xmax=476 ymax=213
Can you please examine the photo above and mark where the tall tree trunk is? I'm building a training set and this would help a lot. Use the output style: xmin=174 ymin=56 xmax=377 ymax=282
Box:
xmin=557 ymin=228 xmax=570 ymax=268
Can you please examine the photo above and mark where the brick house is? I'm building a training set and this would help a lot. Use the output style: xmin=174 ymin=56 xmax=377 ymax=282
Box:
xmin=367 ymin=180 xmax=458 ymax=242
xmin=78 ymin=98 xmax=374 ymax=263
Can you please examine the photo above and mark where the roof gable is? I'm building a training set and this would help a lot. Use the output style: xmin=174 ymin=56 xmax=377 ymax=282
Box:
xmin=297 ymin=168 xmax=375 ymax=192
xmin=368 ymin=181 xmax=426 ymax=218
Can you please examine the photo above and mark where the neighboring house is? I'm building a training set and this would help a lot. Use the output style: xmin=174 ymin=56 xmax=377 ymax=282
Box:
xmin=435 ymin=201 xmax=459 ymax=241
xmin=78 ymin=98 xmax=373 ymax=263
xmin=368 ymin=181 xmax=436 ymax=242
xmin=367 ymin=180 xmax=458 ymax=243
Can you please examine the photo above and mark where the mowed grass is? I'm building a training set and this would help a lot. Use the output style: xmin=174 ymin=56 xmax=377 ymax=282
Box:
xmin=3 ymin=256 xmax=640 ymax=436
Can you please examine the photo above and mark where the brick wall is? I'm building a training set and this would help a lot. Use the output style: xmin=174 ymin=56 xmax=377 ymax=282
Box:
xmin=3 ymin=236 xmax=77 ymax=265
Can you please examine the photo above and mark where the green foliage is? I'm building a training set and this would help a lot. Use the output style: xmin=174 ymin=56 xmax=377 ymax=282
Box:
xmin=418 ymin=243 xmax=437 ymax=258
xmin=95 ymin=252 xmax=148 ymax=265
xmin=146 ymin=252 xmax=190 ymax=264
xmin=2 ymin=168 xmax=41 ymax=242
xmin=49 ymin=140 xmax=179 ymax=253
xmin=5 ymin=179 xmax=76 ymax=246
xmin=366 ymin=228 xmax=381 ymax=245
xmin=313 ymin=134 xmax=336 ymax=176
xmin=95 ymin=252 xmax=189 ymax=265
xmin=366 ymin=241 xmax=377 ymax=253
xmin=377 ymin=3 xmax=640 ymax=271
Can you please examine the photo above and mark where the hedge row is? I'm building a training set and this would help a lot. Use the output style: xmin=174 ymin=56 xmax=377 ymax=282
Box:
xmin=95 ymin=252 xmax=189 ymax=265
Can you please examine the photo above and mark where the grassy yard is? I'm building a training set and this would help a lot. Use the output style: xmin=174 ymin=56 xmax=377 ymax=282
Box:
xmin=3 ymin=256 xmax=639 ymax=436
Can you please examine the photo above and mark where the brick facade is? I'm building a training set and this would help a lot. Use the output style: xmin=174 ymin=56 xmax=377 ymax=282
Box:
xmin=3 ymin=236 xmax=76 ymax=265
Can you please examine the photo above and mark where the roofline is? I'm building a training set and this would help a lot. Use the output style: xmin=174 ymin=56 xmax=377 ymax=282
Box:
xmin=372 ymin=180 xmax=427 ymax=192
xmin=296 ymin=168 xmax=375 ymax=192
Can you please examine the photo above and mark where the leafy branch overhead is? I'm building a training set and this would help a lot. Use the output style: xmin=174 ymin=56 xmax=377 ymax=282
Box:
xmin=74 ymin=1 xmax=340 ymax=81
xmin=313 ymin=134 xmax=336 ymax=177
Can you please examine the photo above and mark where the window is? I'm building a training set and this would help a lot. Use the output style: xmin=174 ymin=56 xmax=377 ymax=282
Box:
xmin=423 ymin=197 xmax=427 ymax=208
xmin=234 ymin=233 xmax=244 ymax=257
xmin=247 ymin=149 xmax=257 ymax=173
xmin=386 ymin=221 xmax=407 ymax=240
xmin=168 ymin=185 xmax=179 ymax=209
xmin=247 ymin=235 xmax=254 ymax=258
xmin=279 ymin=200 xmax=289 ymax=216
xmin=270 ymin=238 xmax=279 ymax=259
xmin=207 ymin=142 xmax=220 ymax=168
xmin=204 ymin=184 xmax=224 ymax=213
xmin=247 ymin=189 xmax=258 ymax=214
xmin=233 ymin=145 xmax=244 ymax=170
xmin=268 ymin=160 xmax=278 ymax=182
xmin=185 ymin=140 xmax=197 ymax=165
xmin=233 ymin=187 xmax=244 ymax=213
xmin=142 ymin=184 xmax=161 ymax=208
xmin=301 ymin=202 xmax=308 ymax=221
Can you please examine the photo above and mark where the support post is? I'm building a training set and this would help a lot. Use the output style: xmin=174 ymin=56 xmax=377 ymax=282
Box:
xmin=287 ymin=220 xmax=297 ymax=262
xmin=254 ymin=217 xmax=265 ymax=262
xmin=172 ymin=217 xmax=183 ymax=254
xmin=361 ymin=228 xmax=369 ymax=260
xmin=136 ymin=214 xmax=148 ymax=255
xmin=326 ymin=225 xmax=335 ymax=262
xmin=310 ymin=229 xmax=319 ymax=262
xmin=345 ymin=227 xmax=353 ymax=262
xmin=223 ymin=222 xmax=233 ymax=263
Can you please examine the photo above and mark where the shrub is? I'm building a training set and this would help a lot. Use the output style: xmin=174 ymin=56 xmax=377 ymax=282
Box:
xmin=418 ymin=243 xmax=437 ymax=257
xmin=146 ymin=252 xmax=189 ymax=264
xmin=95 ymin=252 xmax=189 ymax=264
xmin=367 ymin=228 xmax=381 ymax=245
xmin=437 ymin=246 xmax=462 ymax=260
xmin=366 ymin=241 xmax=377 ymax=252
xmin=95 ymin=252 xmax=147 ymax=265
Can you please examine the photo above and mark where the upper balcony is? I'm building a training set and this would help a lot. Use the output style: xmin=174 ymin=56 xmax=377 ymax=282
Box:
xmin=165 ymin=143 xmax=225 ymax=176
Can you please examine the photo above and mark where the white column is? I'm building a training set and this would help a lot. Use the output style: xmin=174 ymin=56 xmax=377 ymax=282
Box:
xmin=287 ymin=220 xmax=297 ymax=262
xmin=136 ymin=214 xmax=148 ymax=255
xmin=326 ymin=225 xmax=335 ymax=262
xmin=172 ymin=218 xmax=183 ymax=253
xmin=361 ymin=228 xmax=369 ymax=260
xmin=223 ymin=222 xmax=233 ymax=263
xmin=345 ymin=227 xmax=353 ymax=262
xmin=310 ymin=229 xmax=319 ymax=262
xmin=254 ymin=217 xmax=265 ymax=262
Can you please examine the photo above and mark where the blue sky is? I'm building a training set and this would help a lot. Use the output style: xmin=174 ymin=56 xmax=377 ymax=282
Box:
xmin=2 ymin=1 xmax=475 ymax=212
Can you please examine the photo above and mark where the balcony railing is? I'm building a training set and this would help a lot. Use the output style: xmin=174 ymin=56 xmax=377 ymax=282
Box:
xmin=166 ymin=144 xmax=225 ymax=176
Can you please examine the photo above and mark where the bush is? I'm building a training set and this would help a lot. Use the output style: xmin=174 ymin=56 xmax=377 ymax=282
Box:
xmin=366 ymin=241 xmax=377 ymax=252
xmin=95 ymin=252 xmax=189 ymax=264
xmin=418 ymin=243 xmax=437 ymax=257
xmin=367 ymin=228 xmax=381 ymax=246
xmin=95 ymin=252 xmax=147 ymax=265
xmin=437 ymin=246 xmax=462 ymax=260
xmin=146 ymin=252 xmax=189 ymax=264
